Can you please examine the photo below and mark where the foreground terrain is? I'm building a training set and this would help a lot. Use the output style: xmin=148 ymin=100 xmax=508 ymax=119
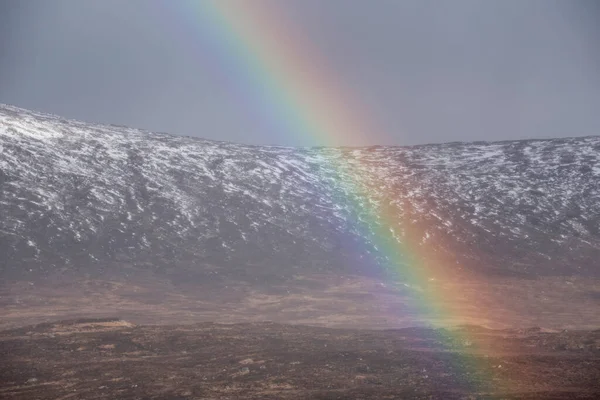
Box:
xmin=1 ymin=318 xmax=599 ymax=399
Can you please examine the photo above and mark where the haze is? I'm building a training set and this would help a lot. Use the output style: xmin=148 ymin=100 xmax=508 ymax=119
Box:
xmin=0 ymin=0 xmax=598 ymax=146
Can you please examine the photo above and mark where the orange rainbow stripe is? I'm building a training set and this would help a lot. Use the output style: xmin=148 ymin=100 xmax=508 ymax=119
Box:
xmin=158 ymin=0 xmax=521 ymax=392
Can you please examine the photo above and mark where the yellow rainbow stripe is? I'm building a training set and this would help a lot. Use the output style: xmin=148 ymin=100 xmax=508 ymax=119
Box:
xmin=160 ymin=0 xmax=519 ymax=392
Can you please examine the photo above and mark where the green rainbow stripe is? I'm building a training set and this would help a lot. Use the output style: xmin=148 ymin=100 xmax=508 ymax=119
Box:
xmin=161 ymin=0 xmax=509 ymax=392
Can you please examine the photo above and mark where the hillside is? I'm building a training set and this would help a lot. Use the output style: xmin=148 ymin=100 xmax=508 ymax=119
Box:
xmin=1 ymin=104 xmax=599 ymax=282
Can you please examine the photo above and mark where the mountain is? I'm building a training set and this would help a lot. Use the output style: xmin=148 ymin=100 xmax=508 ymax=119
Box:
xmin=1 ymin=103 xmax=599 ymax=286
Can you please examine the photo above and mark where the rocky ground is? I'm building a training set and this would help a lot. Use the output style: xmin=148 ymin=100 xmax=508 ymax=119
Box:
xmin=1 ymin=318 xmax=599 ymax=399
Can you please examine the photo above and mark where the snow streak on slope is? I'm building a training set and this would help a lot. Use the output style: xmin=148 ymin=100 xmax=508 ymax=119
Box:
xmin=1 ymin=104 xmax=599 ymax=281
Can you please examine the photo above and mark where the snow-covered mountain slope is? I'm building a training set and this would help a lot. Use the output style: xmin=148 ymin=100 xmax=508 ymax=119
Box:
xmin=1 ymin=104 xmax=599 ymax=282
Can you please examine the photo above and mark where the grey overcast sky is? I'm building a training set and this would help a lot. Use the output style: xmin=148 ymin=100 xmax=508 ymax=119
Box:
xmin=0 ymin=0 xmax=599 ymax=146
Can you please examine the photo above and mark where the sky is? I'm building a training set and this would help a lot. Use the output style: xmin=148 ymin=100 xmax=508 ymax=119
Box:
xmin=0 ymin=0 xmax=599 ymax=147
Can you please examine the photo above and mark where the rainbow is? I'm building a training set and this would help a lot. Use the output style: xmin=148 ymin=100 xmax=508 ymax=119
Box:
xmin=159 ymin=0 xmax=509 ymax=392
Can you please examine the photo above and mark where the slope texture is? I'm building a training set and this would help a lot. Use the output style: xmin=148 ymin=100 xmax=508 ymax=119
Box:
xmin=1 ymin=104 xmax=599 ymax=281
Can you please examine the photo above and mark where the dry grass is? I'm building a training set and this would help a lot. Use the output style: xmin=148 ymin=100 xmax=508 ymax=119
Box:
xmin=1 ymin=272 xmax=599 ymax=331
